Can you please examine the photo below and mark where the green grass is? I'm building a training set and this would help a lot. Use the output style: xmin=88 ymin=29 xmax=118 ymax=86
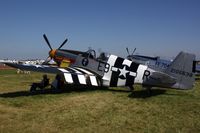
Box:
xmin=0 ymin=69 xmax=16 ymax=75
xmin=0 ymin=69 xmax=200 ymax=133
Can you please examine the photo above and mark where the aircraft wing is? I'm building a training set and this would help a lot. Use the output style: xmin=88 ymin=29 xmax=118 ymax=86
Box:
xmin=4 ymin=63 xmax=100 ymax=86
xmin=5 ymin=63 xmax=61 ymax=74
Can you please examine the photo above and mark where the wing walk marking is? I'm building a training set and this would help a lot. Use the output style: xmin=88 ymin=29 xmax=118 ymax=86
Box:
xmin=74 ymin=67 xmax=99 ymax=86
xmin=68 ymin=67 xmax=82 ymax=74
xmin=74 ymin=67 xmax=94 ymax=75
xmin=58 ymin=68 xmax=69 ymax=73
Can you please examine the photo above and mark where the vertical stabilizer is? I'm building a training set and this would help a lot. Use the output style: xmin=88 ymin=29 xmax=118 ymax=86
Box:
xmin=165 ymin=51 xmax=195 ymax=89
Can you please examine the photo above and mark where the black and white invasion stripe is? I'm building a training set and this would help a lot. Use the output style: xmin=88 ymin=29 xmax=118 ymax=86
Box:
xmin=103 ymin=55 xmax=140 ymax=87
xmin=58 ymin=67 xmax=99 ymax=86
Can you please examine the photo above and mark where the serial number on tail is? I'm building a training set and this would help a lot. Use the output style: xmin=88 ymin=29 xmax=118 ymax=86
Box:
xmin=171 ymin=68 xmax=193 ymax=77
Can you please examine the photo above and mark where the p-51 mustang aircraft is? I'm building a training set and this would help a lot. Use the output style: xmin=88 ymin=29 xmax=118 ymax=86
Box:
xmin=3 ymin=35 xmax=196 ymax=93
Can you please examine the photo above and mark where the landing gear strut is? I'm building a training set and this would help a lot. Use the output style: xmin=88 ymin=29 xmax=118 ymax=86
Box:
xmin=143 ymin=86 xmax=152 ymax=96
xmin=128 ymin=86 xmax=134 ymax=92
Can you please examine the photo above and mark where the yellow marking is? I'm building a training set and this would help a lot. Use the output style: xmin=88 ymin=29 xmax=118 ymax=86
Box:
xmin=60 ymin=60 xmax=71 ymax=68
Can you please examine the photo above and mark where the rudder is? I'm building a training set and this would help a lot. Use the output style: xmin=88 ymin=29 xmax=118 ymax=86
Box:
xmin=165 ymin=51 xmax=195 ymax=89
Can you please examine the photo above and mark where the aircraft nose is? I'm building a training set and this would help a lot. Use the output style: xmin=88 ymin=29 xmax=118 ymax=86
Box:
xmin=49 ymin=49 xmax=56 ymax=58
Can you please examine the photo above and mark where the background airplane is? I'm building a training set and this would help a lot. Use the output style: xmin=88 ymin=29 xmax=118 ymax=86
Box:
xmin=126 ymin=48 xmax=200 ymax=74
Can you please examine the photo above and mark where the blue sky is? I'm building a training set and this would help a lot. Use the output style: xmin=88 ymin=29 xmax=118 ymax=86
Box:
xmin=0 ymin=0 xmax=199 ymax=59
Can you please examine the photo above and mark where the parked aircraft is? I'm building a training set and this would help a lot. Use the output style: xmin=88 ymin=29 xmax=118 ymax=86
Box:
xmin=126 ymin=48 xmax=199 ymax=74
xmin=42 ymin=34 xmax=88 ymax=67
xmin=196 ymin=61 xmax=200 ymax=74
xmin=2 ymin=35 xmax=196 ymax=93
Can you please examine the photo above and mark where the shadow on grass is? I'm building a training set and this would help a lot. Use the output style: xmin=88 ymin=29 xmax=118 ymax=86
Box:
xmin=0 ymin=87 xmax=98 ymax=98
xmin=128 ymin=89 xmax=167 ymax=98
xmin=0 ymin=85 xmax=170 ymax=99
xmin=195 ymin=77 xmax=200 ymax=80
xmin=0 ymin=90 xmax=32 ymax=98
xmin=0 ymin=85 xmax=132 ymax=98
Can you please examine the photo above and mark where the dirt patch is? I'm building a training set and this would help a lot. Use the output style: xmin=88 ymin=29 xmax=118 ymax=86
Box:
xmin=0 ymin=64 xmax=14 ymax=70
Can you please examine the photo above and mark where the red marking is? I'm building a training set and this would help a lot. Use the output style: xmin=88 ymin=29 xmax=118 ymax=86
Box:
xmin=0 ymin=64 xmax=14 ymax=70
xmin=54 ymin=56 xmax=75 ymax=64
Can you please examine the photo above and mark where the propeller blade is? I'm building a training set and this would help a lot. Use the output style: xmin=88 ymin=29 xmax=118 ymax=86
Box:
xmin=126 ymin=47 xmax=130 ymax=55
xmin=43 ymin=34 xmax=53 ymax=50
xmin=132 ymin=48 xmax=136 ymax=55
xmin=42 ymin=56 xmax=51 ymax=65
xmin=58 ymin=38 xmax=68 ymax=49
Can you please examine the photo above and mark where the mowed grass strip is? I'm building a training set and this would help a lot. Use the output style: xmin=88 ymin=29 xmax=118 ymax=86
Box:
xmin=0 ymin=69 xmax=200 ymax=133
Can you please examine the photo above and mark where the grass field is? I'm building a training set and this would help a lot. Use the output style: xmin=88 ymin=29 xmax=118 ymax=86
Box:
xmin=0 ymin=69 xmax=200 ymax=133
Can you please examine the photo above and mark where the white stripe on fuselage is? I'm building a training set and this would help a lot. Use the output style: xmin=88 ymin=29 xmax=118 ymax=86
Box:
xmin=134 ymin=65 xmax=148 ymax=84
xmin=102 ymin=55 xmax=118 ymax=86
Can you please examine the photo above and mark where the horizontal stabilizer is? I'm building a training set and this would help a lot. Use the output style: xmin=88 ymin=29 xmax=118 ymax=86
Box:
xmin=150 ymin=71 xmax=176 ymax=85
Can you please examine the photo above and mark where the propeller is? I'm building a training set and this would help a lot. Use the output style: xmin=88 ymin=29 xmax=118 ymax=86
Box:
xmin=43 ymin=56 xmax=52 ymax=65
xmin=43 ymin=34 xmax=52 ymax=50
xmin=132 ymin=48 xmax=136 ymax=55
xmin=126 ymin=47 xmax=136 ymax=56
xmin=42 ymin=34 xmax=68 ymax=65
xmin=58 ymin=38 xmax=68 ymax=49
xmin=126 ymin=47 xmax=130 ymax=55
